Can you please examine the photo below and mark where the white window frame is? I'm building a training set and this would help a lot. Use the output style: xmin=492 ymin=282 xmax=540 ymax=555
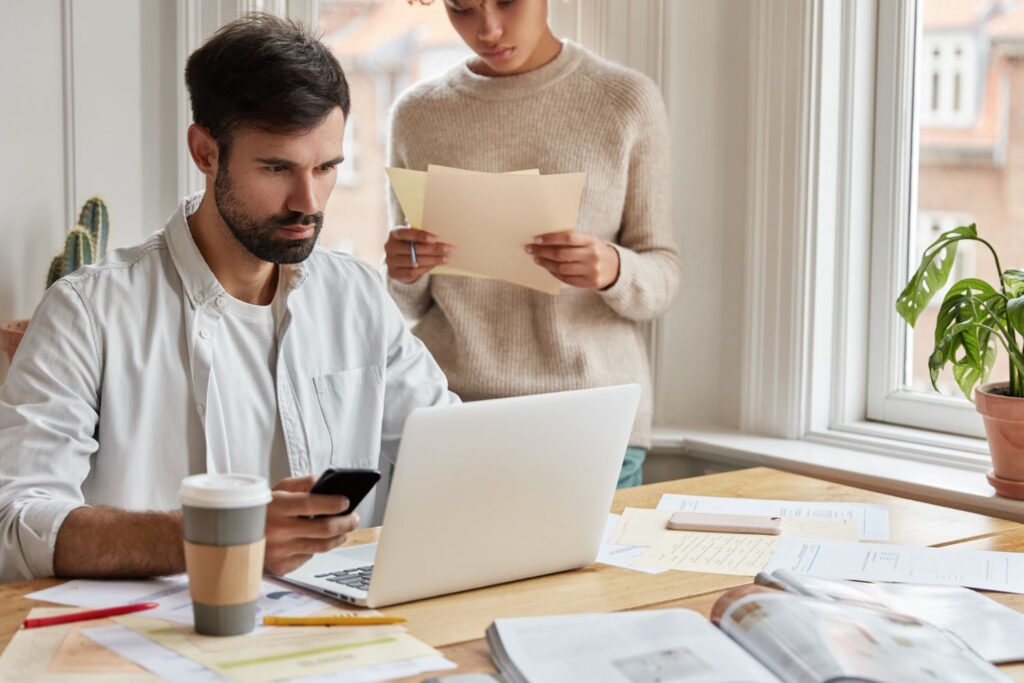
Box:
xmin=738 ymin=0 xmax=992 ymax=474
xmin=865 ymin=0 xmax=988 ymax=443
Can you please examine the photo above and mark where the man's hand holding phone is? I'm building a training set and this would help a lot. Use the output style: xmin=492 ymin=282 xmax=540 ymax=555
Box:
xmin=263 ymin=475 xmax=360 ymax=576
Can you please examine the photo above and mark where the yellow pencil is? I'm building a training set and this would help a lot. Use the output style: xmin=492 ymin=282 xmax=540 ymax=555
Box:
xmin=263 ymin=615 xmax=407 ymax=626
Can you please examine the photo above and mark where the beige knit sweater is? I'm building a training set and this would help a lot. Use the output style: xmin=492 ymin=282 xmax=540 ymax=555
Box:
xmin=386 ymin=41 xmax=680 ymax=447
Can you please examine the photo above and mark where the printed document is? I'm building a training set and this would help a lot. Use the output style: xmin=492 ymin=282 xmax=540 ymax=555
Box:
xmin=657 ymin=493 xmax=890 ymax=541
xmin=83 ymin=624 xmax=454 ymax=683
xmin=114 ymin=614 xmax=450 ymax=683
xmin=763 ymin=537 xmax=1024 ymax=593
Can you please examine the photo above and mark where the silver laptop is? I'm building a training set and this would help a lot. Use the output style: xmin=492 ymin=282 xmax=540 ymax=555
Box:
xmin=282 ymin=384 xmax=640 ymax=608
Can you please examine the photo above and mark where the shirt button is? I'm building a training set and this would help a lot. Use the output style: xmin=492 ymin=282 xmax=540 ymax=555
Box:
xmin=215 ymin=296 xmax=227 ymax=309
xmin=194 ymin=293 xmax=204 ymax=303
xmin=199 ymin=329 xmax=211 ymax=340
xmin=197 ymin=404 xmax=206 ymax=416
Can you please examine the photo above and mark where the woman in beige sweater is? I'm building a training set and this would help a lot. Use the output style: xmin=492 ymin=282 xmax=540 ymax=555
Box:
xmin=384 ymin=0 xmax=680 ymax=487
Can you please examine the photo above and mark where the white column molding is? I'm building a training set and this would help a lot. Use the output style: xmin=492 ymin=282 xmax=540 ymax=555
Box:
xmin=741 ymin=0 xmax=833 ymax=438
xmin=61 ymin=0 xmax=76 ymax=230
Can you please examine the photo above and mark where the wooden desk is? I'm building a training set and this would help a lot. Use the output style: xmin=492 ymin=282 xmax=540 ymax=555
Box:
xmin=2 ymin=467 xmax=1021 ymax=681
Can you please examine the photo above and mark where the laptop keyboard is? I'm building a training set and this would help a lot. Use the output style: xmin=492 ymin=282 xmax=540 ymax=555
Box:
xmin=315 ymin=565 xmax=374 ymax=591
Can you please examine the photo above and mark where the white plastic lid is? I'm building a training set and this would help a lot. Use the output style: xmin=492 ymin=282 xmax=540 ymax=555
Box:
xmin=179 ymin=474 xmax=272 ymax=509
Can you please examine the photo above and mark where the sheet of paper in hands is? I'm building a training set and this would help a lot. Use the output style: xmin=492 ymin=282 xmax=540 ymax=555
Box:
xmin=386 ymin=165 xmax=585 ymax=294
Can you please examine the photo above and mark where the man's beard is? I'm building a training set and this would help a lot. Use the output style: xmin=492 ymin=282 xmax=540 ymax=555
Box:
xmin=214 ymin=166 xmax=323 ymax=264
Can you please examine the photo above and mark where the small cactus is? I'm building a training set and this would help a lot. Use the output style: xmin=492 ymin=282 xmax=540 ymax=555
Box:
xmin=46 ymin=197 xmax=111 ymax=289
xmin=77 ymin=197 xmax=109 ymax=259
xmin=65 ymin=227 xmax=95 ymax=273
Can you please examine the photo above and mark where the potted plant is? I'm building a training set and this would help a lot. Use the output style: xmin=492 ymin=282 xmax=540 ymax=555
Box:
xmin=897 ymin=224 xmax=1024 ymax=498
xmin=0 ymin=197 xmax=109 ymax=364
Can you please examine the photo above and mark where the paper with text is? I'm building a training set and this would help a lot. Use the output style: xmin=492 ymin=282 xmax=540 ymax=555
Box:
xmin=631 ymin=531 xmax=781 ymax=575
xmin=114 ymin=615 xmax=450 ymax=683
xmin=84 ymin=624 xmax=455 ymax=683
xmin=657 ymin=494 xmax=890 ymax=541
xmin=764 ymin=538 xmax=1024 ymax=593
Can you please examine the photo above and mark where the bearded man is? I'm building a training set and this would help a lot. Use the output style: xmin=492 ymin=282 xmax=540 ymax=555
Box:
xmin=0 ymin=14 xmax=456 ymax=581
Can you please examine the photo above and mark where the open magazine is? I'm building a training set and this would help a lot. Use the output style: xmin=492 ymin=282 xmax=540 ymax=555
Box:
xmin=756 ymin=568 xmax=1024 ymax=663
xmin=484 ymin=590 xmax=1012 ymax=683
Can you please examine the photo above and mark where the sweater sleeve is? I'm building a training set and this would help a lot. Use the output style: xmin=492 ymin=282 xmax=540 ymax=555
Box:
xmin=385 ymin=98 xmax=434 ymax=320
xmin=597 ymin=77 xmax=681 ymax=321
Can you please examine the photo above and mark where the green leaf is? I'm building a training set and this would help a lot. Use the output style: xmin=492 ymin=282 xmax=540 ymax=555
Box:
xmin=896 ymin=225 xmax=977 ymax=326
xmin=950 ymin=342 xmax=991 ymax=401
xmin=1003 ymin=269 xmax=1024 ymax=298
xmin=929 ymin=333 xmax=954 ymax=391
xmin=953 ymin=341 xmax=996 ymax=402
xmin=1009 ymin=295 xmax=1024 ymax=337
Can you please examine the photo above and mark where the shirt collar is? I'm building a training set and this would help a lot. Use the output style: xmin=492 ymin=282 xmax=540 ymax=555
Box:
xmin=165 ymin=193 xmax=309 ymax=309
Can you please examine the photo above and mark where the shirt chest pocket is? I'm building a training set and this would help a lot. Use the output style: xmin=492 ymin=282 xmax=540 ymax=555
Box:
xmin=312 ymin=365 xmax=384 ymax=469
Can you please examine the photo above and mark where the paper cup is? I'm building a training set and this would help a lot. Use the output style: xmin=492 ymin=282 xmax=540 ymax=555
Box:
xmin=180 ymin=474 xmax=272 ymax=636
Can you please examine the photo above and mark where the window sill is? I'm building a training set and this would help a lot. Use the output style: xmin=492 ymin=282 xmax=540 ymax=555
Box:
xmin=651 ymin=426 xmax=1024 ymax=523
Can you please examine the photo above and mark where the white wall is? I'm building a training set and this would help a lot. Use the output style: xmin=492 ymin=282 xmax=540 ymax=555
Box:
xmin=0 ymin=0 xmax=179 ymax=381
xmin=0 ymin=2 xmax=67 ymax=378
xmin=655 ymin=1 xmax=750 ymax=431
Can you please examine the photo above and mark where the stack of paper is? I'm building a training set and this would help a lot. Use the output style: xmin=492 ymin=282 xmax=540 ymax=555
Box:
xmin=2 ymin=576 xmax=455 ymax=682
xmin=595 ymin=494 xmax=890 ymax=576
xmin=386 ymin=165 xmax=586 ymax=294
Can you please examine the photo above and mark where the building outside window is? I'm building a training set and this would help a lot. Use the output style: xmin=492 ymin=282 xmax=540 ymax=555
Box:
xmin=907 ymin=0 xmax=1023 ymax=406
xmin=316 ymin=0 xmax=472 ymax=265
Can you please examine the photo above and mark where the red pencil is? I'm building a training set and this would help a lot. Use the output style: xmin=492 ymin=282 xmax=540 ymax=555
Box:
xmin=23 ymin=601 xmax=159 ymax=629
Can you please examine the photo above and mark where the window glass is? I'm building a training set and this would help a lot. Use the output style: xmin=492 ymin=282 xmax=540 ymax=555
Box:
xmin=908 ymin=0 xmax=1023 ymax=395
xmin=317 ymin=0 xmax=472 ymax=266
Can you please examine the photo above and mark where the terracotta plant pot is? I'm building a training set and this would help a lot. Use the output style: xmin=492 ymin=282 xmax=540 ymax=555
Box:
xmin=0 ymin=319 xmax=29 ymax=364
xmin=978 ymin=382 xmax=1024 ymax=499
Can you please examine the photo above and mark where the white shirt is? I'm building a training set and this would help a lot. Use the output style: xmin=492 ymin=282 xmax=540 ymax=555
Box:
xmin=209 ymin=286 xmax=289 ymax=486
xmin=0 ymin=194 xmax=458 ymax=580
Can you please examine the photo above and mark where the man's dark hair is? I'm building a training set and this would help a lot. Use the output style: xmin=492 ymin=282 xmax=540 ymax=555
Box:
xmin=185 ymin=13 xmax=349 ymax=153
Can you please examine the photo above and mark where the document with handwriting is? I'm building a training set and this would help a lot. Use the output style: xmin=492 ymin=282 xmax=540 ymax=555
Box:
xmin=632 ymin=531 xmax=781 ymax=575
xmin=657 ymin=494 xmax=889 ymax=541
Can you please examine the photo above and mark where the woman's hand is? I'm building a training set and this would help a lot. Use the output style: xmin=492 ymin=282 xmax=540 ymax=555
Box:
xmin=385 ymin=227 xmax=453 ymax=284
xmin=526 ymin=232 xmax=620 ymax=290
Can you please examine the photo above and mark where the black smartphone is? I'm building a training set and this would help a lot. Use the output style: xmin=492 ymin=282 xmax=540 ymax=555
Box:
xmin=309 ymin=467 xmax=381 ymax=516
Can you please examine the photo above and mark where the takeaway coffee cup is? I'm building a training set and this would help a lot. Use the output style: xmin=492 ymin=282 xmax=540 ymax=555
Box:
xmin=179 ymin=474 xmax=272 ymax=636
